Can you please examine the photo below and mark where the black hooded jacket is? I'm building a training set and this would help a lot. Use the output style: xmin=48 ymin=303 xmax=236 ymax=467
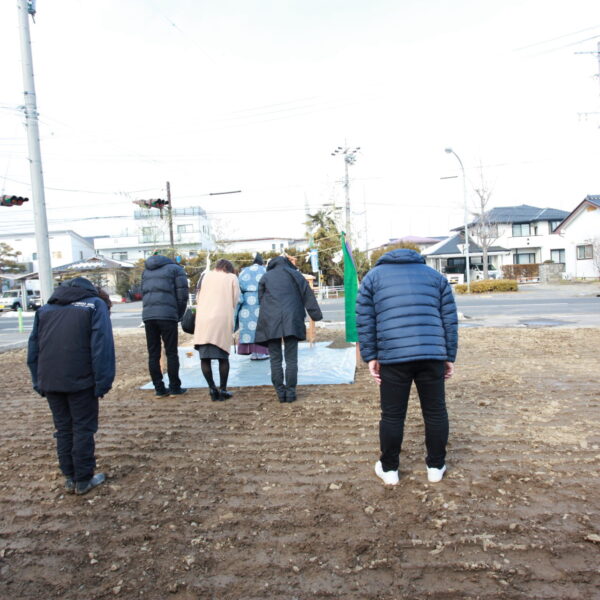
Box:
xmin=27 ymin=277 xmax=116 ymax=397
xmin=141 ymin=255 xmax=189 ymax=322
xmin=254 ymin=256 xmax=323 ymax=343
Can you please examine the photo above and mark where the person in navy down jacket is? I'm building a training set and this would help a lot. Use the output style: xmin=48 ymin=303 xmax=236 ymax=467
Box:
xmin=141 ymin=253 xmax=189 ymax=397
xmin=27 ymin=277 xmax=116 ymax=496
xmin=356 ymin=248 xmax=458 ymax=486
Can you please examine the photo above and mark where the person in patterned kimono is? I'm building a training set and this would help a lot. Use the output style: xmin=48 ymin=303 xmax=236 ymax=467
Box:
xmin=237 ymin=254 xmax=270 ymax=360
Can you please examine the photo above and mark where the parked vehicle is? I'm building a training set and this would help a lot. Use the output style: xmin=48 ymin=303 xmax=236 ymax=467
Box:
xmin=0 ymin=289 xmax=41 ymax=311
xmin=443 ymin=258 xmax=500 ymax=280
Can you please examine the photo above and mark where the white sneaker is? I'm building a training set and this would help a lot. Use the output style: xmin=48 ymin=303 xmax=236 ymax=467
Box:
xmin=427 ymin=465 xmax=446 ymax=483
xmin=375 ymin=461 xmax=399 ymax=486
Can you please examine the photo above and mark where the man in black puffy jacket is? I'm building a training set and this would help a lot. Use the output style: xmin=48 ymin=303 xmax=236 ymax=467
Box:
xmin=141 ymin=253 xmax=189 ymax=397
xmin=27 ymin=277 xmax=115 ymax=495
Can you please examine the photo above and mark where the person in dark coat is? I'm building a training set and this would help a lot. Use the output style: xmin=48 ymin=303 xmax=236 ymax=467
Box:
xmin=356 ymin=248 xmax=458 ymax=486
xmin=141 ymin=253 xmax=189 ymax=397
xmin=254 ymin=255 xmax=323 ymax=403
xmin=27 ymin=277 xmax=115 ymax=496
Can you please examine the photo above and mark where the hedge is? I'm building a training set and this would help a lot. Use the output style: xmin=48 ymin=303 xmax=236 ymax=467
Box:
xmin=502 ymin=264 xmax=539 ymax=280
xmin=454 ymin=279 xmax=519 ymax=294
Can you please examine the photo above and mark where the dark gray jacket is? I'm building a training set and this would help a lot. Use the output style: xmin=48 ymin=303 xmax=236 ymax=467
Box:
xmin=141 ymin=255 xmax=189 ymax=322
xmin=254 ymin=256 xmax=322 ymax=343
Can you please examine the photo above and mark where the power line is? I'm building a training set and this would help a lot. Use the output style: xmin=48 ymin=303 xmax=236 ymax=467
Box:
xmin=513 ymin=24 xmax=600 ymax=51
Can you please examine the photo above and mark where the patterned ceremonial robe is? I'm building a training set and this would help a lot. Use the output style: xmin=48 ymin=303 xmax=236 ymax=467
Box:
xmin=237 ymin=263 xmax=266 ymax=345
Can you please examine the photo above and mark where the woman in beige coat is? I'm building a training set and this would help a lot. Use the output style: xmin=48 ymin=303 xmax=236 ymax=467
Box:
xmin=193 ymin=259 xmax=240 ymax=401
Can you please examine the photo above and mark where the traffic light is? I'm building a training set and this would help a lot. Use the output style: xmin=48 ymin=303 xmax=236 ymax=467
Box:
xmin=0 ymin=195 xmax=29 ymax=207
xmin=133 ymin=199 xmax=169 ymax=209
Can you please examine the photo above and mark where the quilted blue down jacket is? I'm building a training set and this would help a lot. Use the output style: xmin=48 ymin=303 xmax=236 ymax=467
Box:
xmin=356 ymin=249 xmax=458 ymax=364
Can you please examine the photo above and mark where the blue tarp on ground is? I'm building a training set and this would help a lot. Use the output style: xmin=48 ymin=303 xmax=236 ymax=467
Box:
xmin=141 ymin=342 xmax=356 ymax=389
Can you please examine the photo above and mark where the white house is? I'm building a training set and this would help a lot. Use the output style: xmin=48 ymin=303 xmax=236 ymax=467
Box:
xmin=552 ymin=195 xmax=600 ymax=279
xmin=93 ymin=205 xmax=214 ymax=262
xmin=0 ymin=230 xmax=96 ymax=273
xmin=221 ymin=237 xmax=308 ymax=254
xmin=423 ymin=205 xmax=571 ymax=278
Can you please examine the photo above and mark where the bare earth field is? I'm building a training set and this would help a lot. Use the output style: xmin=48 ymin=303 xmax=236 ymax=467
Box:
xmin=1 ymin=327 xmax=599 ymax=600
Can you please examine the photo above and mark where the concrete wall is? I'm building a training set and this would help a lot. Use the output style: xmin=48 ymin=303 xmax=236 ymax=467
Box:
xmin=539 ymin=262 xmax=565 ymax=283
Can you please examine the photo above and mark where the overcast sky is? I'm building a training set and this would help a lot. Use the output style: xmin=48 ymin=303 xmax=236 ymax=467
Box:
xmin=1 ymin=0 xmax=599 ymax=249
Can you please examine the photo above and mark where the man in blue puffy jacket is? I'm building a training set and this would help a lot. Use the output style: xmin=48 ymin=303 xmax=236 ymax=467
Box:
xmin=27 ymin=277 xmax=116 ymax=495
xmin=356 ymin=248 xmax=458 ymax=485
xmin=141 ymin=253 xmax=189 ymax=397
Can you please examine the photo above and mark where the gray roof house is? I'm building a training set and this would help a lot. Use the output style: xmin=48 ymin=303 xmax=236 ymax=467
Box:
xmin=425 ymin=204 xmax=571 ymax=280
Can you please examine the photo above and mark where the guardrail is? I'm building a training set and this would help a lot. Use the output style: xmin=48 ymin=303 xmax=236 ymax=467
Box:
xmin=320 ymin=285 xmax=345 ymax=298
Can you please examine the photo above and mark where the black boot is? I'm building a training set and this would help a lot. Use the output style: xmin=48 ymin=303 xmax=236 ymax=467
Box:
xmin=209 ymin=387 xmax=222 ymax=401
xmin=219 ymin=389 xmax=233 ymax=400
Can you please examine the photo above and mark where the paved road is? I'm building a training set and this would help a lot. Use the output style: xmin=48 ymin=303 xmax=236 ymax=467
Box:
xmin=319 ymin=283 xmax=600 ymax=327
xmin=1 ymin=283 xmax=599 ymax=352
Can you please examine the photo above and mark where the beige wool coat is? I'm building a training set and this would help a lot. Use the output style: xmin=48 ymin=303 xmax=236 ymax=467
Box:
xmin=192 ymin=270 xmax=240 ymax=353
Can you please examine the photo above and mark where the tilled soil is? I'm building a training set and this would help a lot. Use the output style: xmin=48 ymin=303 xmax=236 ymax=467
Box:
xmin=1 ymin=327 xmax=599 ymax=600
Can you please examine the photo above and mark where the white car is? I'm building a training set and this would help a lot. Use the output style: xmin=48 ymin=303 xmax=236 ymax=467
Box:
xmin=0 ymin=290 xmax=41 ymax=311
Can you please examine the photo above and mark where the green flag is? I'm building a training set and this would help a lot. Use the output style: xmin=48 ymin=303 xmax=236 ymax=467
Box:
xmin=341 ymin=232 xmax=359 ymax=342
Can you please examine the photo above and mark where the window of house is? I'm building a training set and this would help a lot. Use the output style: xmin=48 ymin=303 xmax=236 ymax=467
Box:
xmin=515 ymin=251 xmax=536 ymax=264
xmin=177 ymin=224 xmax=193 ymax=234
xmin=52 ymin=251 xmax=63 ymax=259
xmin=512 ymin=223 xmax=530 ymax=237
xmin=531 ymin=224 xmax=538 ymax=235
xmin=80 ymin=251 xmax=84 ymax=260
xmin=576 ymin=245 xmax=593 ymax=260
xmin=550 ymin=249 xmax=565 ymax=263
xmin=272 ymin=244 xmax=276 ymax=250
xmin=32 ymin=252 xmax=37 ymax=260
xmin=550 ymin=220 xmax=562 ymax=232
xmin=112 ymin=251 xmax=128 ymax=261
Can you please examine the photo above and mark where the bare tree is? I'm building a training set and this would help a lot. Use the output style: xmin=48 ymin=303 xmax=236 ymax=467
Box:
xmin=592 ymin=237 xmax=600 ymax=279
xmin=470 ymin=169 xmax=499 ymax=279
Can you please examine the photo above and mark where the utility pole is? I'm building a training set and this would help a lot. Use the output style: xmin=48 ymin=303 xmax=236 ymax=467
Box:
xmin=331 ymin=145 xmax=360 ymax=241
xmin=166 ymin=181 xmax=174 ymax=250
xmin=17 ymin=0 xmax=53 ymax=302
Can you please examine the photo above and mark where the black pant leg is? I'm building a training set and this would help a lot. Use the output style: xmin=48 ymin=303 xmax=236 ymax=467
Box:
xmin=69 ymin=387 xmax=99 ymax=482
xmin=267 ymin=339 xmax=285 ymax=397
xmin=46 ymin=392 xmax=75 ymax=478
xmin=379 ymin=363 xmax=414 ymax=471
xmin=144 ymin=320 xmax=164 ymax=390
xmin=283 ymin=336 xmax=299 ymax=397
xmin=160 ymin=320 xmax=181 ymax=390
xmin=414 ymin=360 xmax=448 ymax=469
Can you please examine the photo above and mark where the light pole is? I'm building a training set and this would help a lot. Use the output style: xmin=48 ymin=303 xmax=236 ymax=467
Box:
xmin=444 ymin=147 xmax=471 ymax=292
xmin=331 ymin=145 xmax=360 ymax=240
xmin=17 ymin=0 xmax=54 ymax=303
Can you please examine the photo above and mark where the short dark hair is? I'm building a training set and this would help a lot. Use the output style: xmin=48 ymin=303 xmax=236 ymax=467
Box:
xmin=215 ymin=259 xmax=235 ymax=274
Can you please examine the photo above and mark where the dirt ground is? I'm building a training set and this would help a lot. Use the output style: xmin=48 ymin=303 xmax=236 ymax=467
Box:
xmin=1 ymin=326 xmax=600 ymax=600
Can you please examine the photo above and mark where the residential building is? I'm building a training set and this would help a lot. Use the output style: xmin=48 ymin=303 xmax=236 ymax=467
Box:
xmin=381 ymin=236 xmax=446 ymax=252
xmin=221 ymin=237 xmax=308 ymax=254
xmin=423 ymin=234 xmax=508 ymax=281
xmin=423 ymin=204 xmax=571 ymax=279
xmin=0 ymin=230 xmax=96 ymax=273
xmin=553 ymin=195 xmax=600 ymax=279
xmin=93 ymin=206 xmax=214 ymax=262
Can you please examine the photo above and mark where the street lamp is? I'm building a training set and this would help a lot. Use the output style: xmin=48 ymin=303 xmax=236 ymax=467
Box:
xmin=331 ymin=145 xmax=360 ymax=240
xmin=444 ymin=147 xmax=471 ymax=292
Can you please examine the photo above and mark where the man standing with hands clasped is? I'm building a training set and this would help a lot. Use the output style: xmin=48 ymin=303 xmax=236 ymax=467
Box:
xmin=141 ymin=252 xmax=189 ymax=397
xmin=356 ymin=248 xmax=458 ymax=485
